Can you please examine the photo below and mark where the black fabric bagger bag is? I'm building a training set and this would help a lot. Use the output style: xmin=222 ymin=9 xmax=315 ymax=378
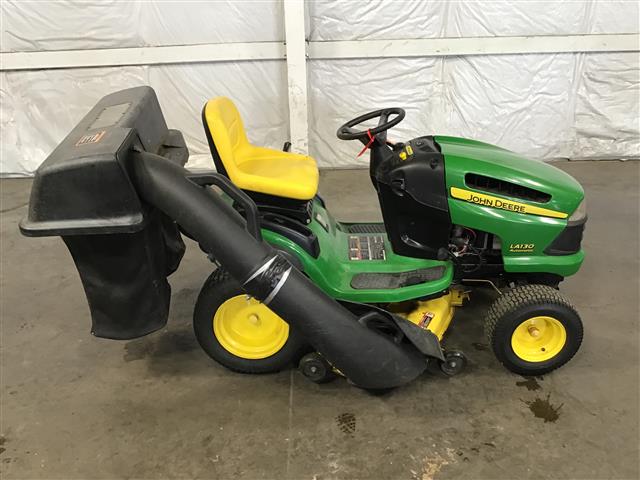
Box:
xmin=61 ymin=211 xmax=184 ymax=339
xmin=20 ymin=86 xmax=187 ymax=339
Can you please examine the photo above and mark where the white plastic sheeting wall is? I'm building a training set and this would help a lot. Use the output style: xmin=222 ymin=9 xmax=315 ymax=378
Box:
xmin=1 ymin=0 xmax=288 ymax=175
xmin=307 ymin=1 xmax=640 ymax=166
xmin=1 ymin=0 xmax=639 ymax=176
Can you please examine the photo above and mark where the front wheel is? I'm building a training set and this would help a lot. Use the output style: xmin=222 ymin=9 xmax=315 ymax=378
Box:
xmin=484 ymin=284 xmax=583 ymax=376
xmin=194 ymin=269 xmax=308 ymax=373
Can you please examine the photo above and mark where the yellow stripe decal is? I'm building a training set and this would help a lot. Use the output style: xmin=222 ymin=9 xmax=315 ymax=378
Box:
xmin=450 ymin=187 xmax=568 ymax=219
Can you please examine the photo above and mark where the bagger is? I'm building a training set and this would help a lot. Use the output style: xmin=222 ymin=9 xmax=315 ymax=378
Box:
xmin=21 ymin=86 xmax=586 ymax=389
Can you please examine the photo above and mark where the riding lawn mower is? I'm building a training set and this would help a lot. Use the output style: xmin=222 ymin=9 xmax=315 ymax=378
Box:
xmin=20 ymin=87 xmax=586 ymax=390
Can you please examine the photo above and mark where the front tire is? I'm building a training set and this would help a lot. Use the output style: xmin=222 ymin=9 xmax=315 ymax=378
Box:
xmin=484 ymin=284 xmax=583 ymax=376
xmin=194 ymin=269 xmax=308 ymax=373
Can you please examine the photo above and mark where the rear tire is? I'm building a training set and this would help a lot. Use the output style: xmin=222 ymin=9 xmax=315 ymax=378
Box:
xmin=194 ymin=268 xmax=308 ymax=374
xmin=484 ymin=284 xmax=583 ymax=376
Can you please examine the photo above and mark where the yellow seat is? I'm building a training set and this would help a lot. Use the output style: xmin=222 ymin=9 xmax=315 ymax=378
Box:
xmin=203 ymin=97 xmax=319 ymax=201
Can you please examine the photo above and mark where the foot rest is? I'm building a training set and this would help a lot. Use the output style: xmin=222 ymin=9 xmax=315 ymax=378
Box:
xmin=350 ymin=266 xmax=446 ymax=290
xmin=347 ymin=223 xmax=386 ymax=234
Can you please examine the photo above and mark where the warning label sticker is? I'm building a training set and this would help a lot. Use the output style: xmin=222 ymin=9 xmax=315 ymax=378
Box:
xmin=348 ymin=235 xmax=386 ymax=261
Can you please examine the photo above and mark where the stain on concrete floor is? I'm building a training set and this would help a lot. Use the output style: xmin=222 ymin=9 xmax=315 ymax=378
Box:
xmin=516 ymin=376 xmax=543 ymax=391
xmin=419 ymin=448 xmax=456 ymax=480
xmin=336 ymin=412 xmax=357 ymax=435
xmin=524 ymin=393 xmax=564 ymax=423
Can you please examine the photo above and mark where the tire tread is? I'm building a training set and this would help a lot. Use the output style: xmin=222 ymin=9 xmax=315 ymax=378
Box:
xmin=484 ymin=284 xmax=583 ymax=375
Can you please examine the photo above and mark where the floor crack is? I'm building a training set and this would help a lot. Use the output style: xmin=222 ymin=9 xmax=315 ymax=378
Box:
xmin=0 ymin=202 xmax=28 ymax=214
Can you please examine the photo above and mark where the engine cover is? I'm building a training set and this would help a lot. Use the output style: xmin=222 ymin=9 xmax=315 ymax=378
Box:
xmin=373 ymin=136 xmax=452 ymax=260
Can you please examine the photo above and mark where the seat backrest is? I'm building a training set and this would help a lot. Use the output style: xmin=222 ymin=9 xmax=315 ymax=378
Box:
xmin=202 ymin=97 xmax=249 ymax=178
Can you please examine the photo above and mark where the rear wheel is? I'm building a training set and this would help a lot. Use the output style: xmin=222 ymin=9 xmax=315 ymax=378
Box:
xmin=194 ymin=269 xmax=308 ymax=373
xmin=484 ymin=284 xmax=583 ymax=376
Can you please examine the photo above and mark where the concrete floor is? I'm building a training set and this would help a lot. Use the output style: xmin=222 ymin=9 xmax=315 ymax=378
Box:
xmin=1 ymin=161 xmax=638 ymax=479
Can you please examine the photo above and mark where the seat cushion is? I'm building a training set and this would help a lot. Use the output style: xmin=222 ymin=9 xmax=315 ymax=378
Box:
xmin=232 ymin=145 xmax=319 ymax=200
xmin=203 ymin=97 xmax=319 ymax=201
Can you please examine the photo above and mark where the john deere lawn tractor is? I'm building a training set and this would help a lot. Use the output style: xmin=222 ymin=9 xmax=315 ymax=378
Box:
xmin=21 ymin=87 xmax=586 ymax=390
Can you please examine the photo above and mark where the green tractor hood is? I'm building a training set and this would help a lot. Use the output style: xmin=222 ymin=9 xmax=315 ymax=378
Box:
xmin=436 ymin=136 xmax=584 ymax=215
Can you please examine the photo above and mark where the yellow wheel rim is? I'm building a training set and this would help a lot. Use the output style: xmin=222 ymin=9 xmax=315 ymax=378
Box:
xmin=511 ymin=316 xmax=567 ymax=362
xmin=213 ymin=295 xmax=289 ymax=359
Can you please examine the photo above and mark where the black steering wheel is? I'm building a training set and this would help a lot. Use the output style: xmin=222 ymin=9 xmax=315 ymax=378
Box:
xmin=336 ymin=107 xmax=406 ymax=141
